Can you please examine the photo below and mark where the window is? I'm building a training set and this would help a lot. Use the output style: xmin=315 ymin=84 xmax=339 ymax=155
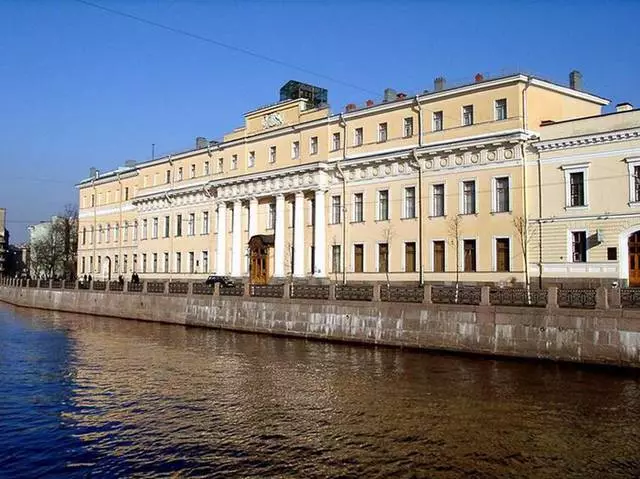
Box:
xmin=105 ymin=224 xmax=110 ymax=243
xmin=354 ymin=127 xmax=363 ymax=146
xmin=354 ymin=244 xmax=364 ymax=272
xmin=164 ymin=216 xmax=170 ymax=238
xmin=231 ymin=155 xmax=238 ymax=170
xmin=432 ymin=184 xmax=445 ymax=216
xmin=248 ymin=151 xmax=255 ymax=168
xmin=462 ymin=105 xmax=474 ymax=126
xmin=176 ymin=252 xmax=182 ymax=273
xmin=405 ymin=242 xmax=416 ymax=272
xmin=291 ymin=141 xmax=300 ymax=159
xmin=176 ymin=214 xmax=182 ymax=237
xmin=332 ymin=245 xmax=341 ymax=273
xmin=378 ymin=122 xmax=388 ymax=142
xmin=634 ymin=165 xmax=640 ymax=202
xmin=217 ymin=157 xmax=224 ymax=173
xmin=403 ymin=117 xmax=414 ymax=138
xmin=124 ymin=187 xmax=129 ymax=201
xmin=152 ymin=253 xmax=158 ymax=273
xmin=378 ymin=243 xmax=389 ymax=272
xmin=204 ymin=161 xmax=210 ymax=176
xmin=114 ymin=224 xmax=119 ymax=242
xmin=98 ymin=255 xmax=102 ymax=273
xmin=152 ymin=217 xmax=158 ymax=239
xmin=433 ymin=111 xmax=443 ymax=131
xmin=433 ymin=241 xmax=445 ymax=272
xmin=353 ymin=193 xmax=364 ymax=222
xmin=269 ymin=146 xmax=276 ymax=164
xmin=133 ymin=221 xmax=138 ymax=241
xmin=464 ymin=239 xmax=477 ymax=272
xmin=142 ymin=219 xmax=147 ymax=240
xmin=89 ymin=256 xmax=94 ymax=273
xmin=123 ymin=254 xmax=128 ymax=274
xmin=308 ymin=198 xmax=315 ymax=226
xmin=142 ymin=253 xmax=147 ymax=273
xmin=202 ymin=251 xmax=209 ymax=273
xmin=378 ymin=190 xmax=389 ymax=221
xmin=178 ymin=167 xmax=183 ymax=181
xmin=495 ymin=177 xmax=510 ymax=212
xmin=310 ymin=136 xmax=318 ymax=155
xmin=190 ymin=164 xmax=196 ymax=178
xmin=81 ymin=257 xmax=86 ymax=274
xmin=164 ymin=253 xmax=169 ymax=273
xmin=133 ymin=254 xmax=137 ymax=272
xmin=608 ymin=247 xmax=618 ymax=261
xmin=495 ymin=99 xmax=507 ymax=121
xmin=202 ymin=211 xmax=209 ymax=234
xmin=268 ymin=202 xmax=276 ymax=229
xmin=188 ymin=213 xmax=195 ymax=236
xmin=404 ymin=187 xmax=416 ymax=218
xmin=496 ymin=238 xmax=510 ymax=272
xmin=189 ymin=252 xmax=195 ymax=273
xmin=331 ymin=195 xmax=341 ymax=224
xmin=123 ymin=222 xmax=128 ymax=242
xmin=91 ymin=194 xmax=95 ymax=207
xmin=462 ymin=180 xmax=476 ymax=214
xmin=166 ymin=170 xmax=171 ymax=184
xmin=82 ymin=227 xmax=86 ymax=245
xmin=570 ymin=172 xmax=585 ymax=206
xmin=332 ymin=132 xmax=341 ymax=151
xmin=572 ymin=231 xmax=587 ymax=262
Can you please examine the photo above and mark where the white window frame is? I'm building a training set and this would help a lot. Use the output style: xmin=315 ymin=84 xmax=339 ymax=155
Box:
xmin=375 ymin=241 xmax=390 ymax=273
xmin=190 ymin=163 xmax=196 ymax=178
xmin=310 ymin=136 xmax=318 ymax=155
xmin=403 ymin=186 xmax=416 ymax=219
xmin=354 ymin=127 xmax=363 ymax=147
xmin=377 ymin=122 xmax=388 ymax=142
xmin=331 ymin=244 xmax=342 ymax=273
xmin=352 ymin=192 xmax=365 ymax=222
xmin=291 ymin=141 xmax=300 ymax=160
xmin=330 ymin=195 xmax=341 ymax=224
xmin=492 ymin=175 xmax=512 ymax=213
xmin=567 ymin=229 xmax=589 ymax=263
xmin=625 ymin=157 xmax=640 ymax=206
xmin=202 ymin=211 xmax=209 ymax=235
xmin=461 ymin=237 xmax=479 ymax=272
xmin=431 ymin=182 xmax=446 ymax=217
xmin=204 ymin=161 xmax=210 ymax=176
xmin=462 ymin=105 xmax=474 ymax=126
xmin=459 ymin=178 xmax=478 ymax=215
xmin=492 ymin=236 xmax=512 ymax=272
xmin=561 ymin=163 xmax=590 ymax=210
xmin=178 ymin=167 xmax=183 ymax=181
xmin=352 ymin=242 xmax=366 ymax=273
xmin=403 ymin=117 xmax=414 ymax=138
xmin=231 ymin=154 xmax=238 ymax=170
xmin=175 ymin=252 xmax=182 ymax=273
xmin=248 ymin=151 xmax=255 ymax=168
xmin=267 ymin=202 xmax=276 ymax=230
xmin=494 ymin=98 xmax=507 ymax=121
xmin=188 ymin=213 xmax=195 ymax=236
xmin=430 ymin=239 xmax=446 ymax=273
xmin=202 ymin=251 xmax=209 ymax=273
xmin=164 ymin=252 xmax=170 ymax=273
xmin=377 ymin=189 xmax=390 ymax=221
xmin=269 ymin=146 xmax=276 ymax=164
xmin=142 ymin=219 xmax=148 ymax=240
xmin=432 ymin=111 xmax=443 ymax=132
xmin=152 ymin=217 xmax=158 ymax=239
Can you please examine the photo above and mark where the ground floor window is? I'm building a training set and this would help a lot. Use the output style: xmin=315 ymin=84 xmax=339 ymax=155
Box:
xmin=354 ymin=244 xmax=364 ymax=273
xmin=378 ymin=243 xmax=389 ymax=273
xmin=332 ymin=245 xmax=341 ymax=273
xmin=433 ymin=241 xmax=445 ymax=272
xmin=464 ymin=239 xmax=476 ymax=272
xmin=572 ymin=231 xmax=587 ymax=262
xmin=405 ymin=242 xmax=416 ymax=272
xmin=496 ymin=238 xmax=510 ymax=272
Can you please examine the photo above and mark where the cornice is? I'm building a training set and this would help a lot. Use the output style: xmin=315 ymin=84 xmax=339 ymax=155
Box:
xmin=534 ymin=127 xmax=640 ymax=152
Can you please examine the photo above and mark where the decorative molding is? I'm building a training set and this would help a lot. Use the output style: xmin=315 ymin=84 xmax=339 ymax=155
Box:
xmin=535 ymin=127 xmax=640 ymax=152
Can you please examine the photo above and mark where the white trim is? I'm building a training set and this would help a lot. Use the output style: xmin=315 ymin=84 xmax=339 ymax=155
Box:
xmin=462 ymin=105 xmax=474 ymax=127
xmin=430 ymin=238 xmax=446 ymax=272
xmin=491 ymin=174 xmax=512 ymax=214
xmin=562 ymin=163 xmax=589 ymax=209
xmin=352 ymin=191 xmax=365 ymax=222
xmin=618 ymin=224 xmax=640 ymax=282
xmin=492 ymin=236 xmax=512 ymax=272
xmin=459 ymin=177 xmax=478 ymax=215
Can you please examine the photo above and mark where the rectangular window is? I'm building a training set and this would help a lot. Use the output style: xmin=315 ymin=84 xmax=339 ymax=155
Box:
xmin=268 ymin=202 xmax=276 ymax=229
xmin=123 ymin=223 xmax=128 ymax=242
xmin=496 ymin=238 xmax=510 ymax=272
xmin=176 ymin=214 xmax=182 ymax=237
xmin=91 ymin=194 xmax=95 ymax=207
xmin=133 ymin=222 xmax=138 ymax=241
xmin=354 ymin=244 xmax=364 ymax=273
xmin=248 ymin=151 xmax=255 ymax=168
xmin=269 ymin=146 xmax=276 ymax=164
xmin=178 ymin=167 xmax=183 ymax=181
xmin=433 ymin=241 xmax=445 ymax=272
xmin=188 ymin=213 xmax=195 ymax=236
xmin=463 ymin=105 xmax=474 ymax=126
xmin=142 ymin=253 xmax=147 ymax=273
xmin=190 ymin=164 xmax=196 ymax=178
xmin=570 ymin=172 xmax=585 ymax=206
xmin=331 ymin=195 xmax=341 ymax=224
xmin=332 ymin=132 xmax=341 ymax=151
xmin=572 ymin=231 xmax=587 ymax=262
xmin=231 ymin=155 xmax=238 ymax=170
xmin=133 ymin=254 xmax=137 ymax=272
xmin=332 ymin=245 xmax=341 ymax=273
xmin=310 ymin=136 xmax=318 ymax=155
xmin=403 ymin=117 xmax=414 ymax=138
xmin=152 ymin=253 xmax=158 ymax=273
xmin=433 ymin=111 xmax=443 ymax=131
xmin=164 ymin=216 xmax=170 ymax=237
xmin=378 ymin=122 xmax=388 ymax=142
xmin=634 ymin=165 xmax=640 ymax=202
xmin=353 ymin=193 xmax=364 ymax=222
xmin=124 ymin=187 xmax=129 ymax=201
xmin=152 ymin=217 xmax=158 ymax=239
xmin=217 ymin=157 xmax=224 ymax=173
xmin=189 ymin=252 xmax=195 ymax=273
xmin=405 ymin=242 xmax=416 ymax=272
xmin=97 ymin=256 xmax=102 ymax=273
xmin=81 ymin=257 xmax=85 ymax=274
xmin=164 ymin=253 xmax=169 ymax=273
xmin=495 ymin=177 xmax=510 ymax=212
xmin=464 ymin=239 xmax=477 ymax=272
xmin=378 ymin=243 xmax=389 ymax=272
xmin=608 ymin=247 xmax=617 ymax=261
xmin=433 ymin=184 xmax=445 ymax=216
xmin=202 ymin=251 xmax=209 ymax=273
xmin=495 ymin=99 xmax=507 ymax=121
xmin=82 ymin=228 xmax=86 ymax=245
xmin=292 ymin=141 xmax=300 ymax=159
xmin=404 ymin=187 xmax=416 ymax=218
xmin=354 ymin=127 xmax=363 ymax=146
xmin=142 ymin=219 xmax=148 ymax=240
xmin=378 ymin=190 xmax=389 ymax=221
xmin=202 ymin=211 xmax=209 ymax=234
xmin=462 ymin=180 xmax=476 ymax=214
xmin=176 ymin=252 xmax=182 ymax=273
xmin=204 ymin=161 xmax=210 ymax=175
xmin=166 ymin=170 xmax=171 ymax=184
xmin=123 ymin=254 xmax=128 ymax=274
xmin=105 ymin=225 xmax=110 ymax=243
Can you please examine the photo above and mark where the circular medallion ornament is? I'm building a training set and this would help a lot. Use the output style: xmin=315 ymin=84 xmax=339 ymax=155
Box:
xmin=440 ymin=158 xmax=448 ymax=168
xmin=398 ymin=164 xmax=404 ymax=173
xmin=385 ymin=165 xmax=392 ymax=175
xmin=425 ymin=159 xmax=433 ymax=169
xmin=359 ymin=169 xmax=366 ymax=179
xmin=373 ymin=167 xmax=379 ymax=177
xmin=471 ymin=153 xmax=479 ymax=164
xmin=455 ymin=156 xmax=463 ymax=166
xmin=504 ymin=149 xmax=514 ymax=159
xmin=487 ymin=151 xmax=496 ymax=161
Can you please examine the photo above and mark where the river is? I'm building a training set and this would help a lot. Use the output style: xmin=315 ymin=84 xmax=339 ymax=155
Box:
xmin=0 ymin=304 xmax=639 ymax=478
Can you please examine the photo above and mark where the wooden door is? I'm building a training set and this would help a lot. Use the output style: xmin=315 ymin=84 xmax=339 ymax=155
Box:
xmin=629 ymin=232 xmax=640 ymax=286
xmin=250 ymin=249 xmax=268 ymax=284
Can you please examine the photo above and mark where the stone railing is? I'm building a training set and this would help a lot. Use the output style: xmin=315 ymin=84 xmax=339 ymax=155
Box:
xmin=0 ymin=277 xmax=631 ymax=311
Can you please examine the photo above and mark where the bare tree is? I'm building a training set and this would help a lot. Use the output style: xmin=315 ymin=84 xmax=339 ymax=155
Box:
xmin=29 ymin=205 xmax=78 ymax=280
xmin=513 ymin=215 xmax=536 ymax=303
xmin=381 ymin=225 xmax=395 ymax=290
xmin=448 ymin=215 xmax=463 ymax=303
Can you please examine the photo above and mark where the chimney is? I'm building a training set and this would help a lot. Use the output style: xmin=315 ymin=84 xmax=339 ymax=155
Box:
xmin=434 ymin=77 xmax=446 ymax=92
xmin=569 ymin=70 xmax=583 ymax=91
xmin=345 ymin=103 xmax=357 ymax=112
xmin=89 ymin=167 xmax=98 ymax=178
xmin=196 ymin=136 xmax=208 ymax=149
xmin=616 ymin=102 xmax=633 ymax=112
xmin=396 ymin=92 xmax=407 ymax=100
xmin=365 ymin=99 xmax=375 ymax=107
xmin=474 ymin=73 xmax=484 ymax=82
xmin=383 ymin=88 xmax=397 ymax=102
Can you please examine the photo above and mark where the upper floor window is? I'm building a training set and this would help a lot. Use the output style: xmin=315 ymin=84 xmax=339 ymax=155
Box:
xmin=82 ymin=227 xmax=86 ymax=245
xmin=176 ymin=214 xmax=182 ymax=237
xmin=378 ymin=122 xmax=388 ymax=142
xmin=354 ymin=127 xmax=363 ymax=146
xmin=267 ymin=202 xmax=276 ymax=229
xmin=562 ymin=163 xmax=589 ymax=208
xmin=166 ymin=170 xmax=171 ymax=184
xmin=353 ymin=193 xmax=364 ymax=222
xmin=152 ymin=217 xmax=158 ymax=239
xmin=462 ymin=105 xmax=474 ymax=126
xmin=188 ymin=213 xmax=195 ymax=236
xmin=570 ymin=172 xmax=585 ymax=206
xmin=404 ymin=186 xmax=416 ymax=218
xmin=332 ymin=132 xmax=341 ymax=151
xmin=269 ymin=146 xmax=277 ymax=164
xmin=494 ymin=177 xmax=510 ymax=213
xmin=91 ymin=194 xmax=95 ymax=207
xmin=133 ymin=221 xmax=138 ymax=241
xmin=248 ymin=151 xmax=255 ymax=168
xmin=105 ymin=224 xmax=111 ymax=243
xmin=462 ymin=180 xmax=476 ymax=214
xmin=378 ymin=190 xmax=389 ymax=221
xmin=177 ymin=167 xmax=183 ymax=181
xmin=625 ymin=158 xmax=640 ymax=204
xmin=432 ymin=183 xmax=445 ymax=217
xmin=204 ymin=161 xmax=210 ymax=176
xmin=164 ymin=216 xmax=170 ymax=238
xmin=495 ymin=99 xmax=507 ymax=121
xmin=331 ymin=195 xmax=341 ymax=224
xmin=141 ymin=219 xmax=147 ymax=240
xmin=124 ymin=187 xmax=129 ymax=201
xmin=433 ymin=111 xmax=443 ymax=132
xmin=310 ymin=136 xmax=318 ymax=155
xmin=202 ymin=211 xmax=209 ymax=235
xmin=190 ymin=164 xmax=196 ymax=178
xmin=572 ymin=231 xmax=587 ymax=262
xmin=217 ymin=157 xmax=224 ymax=173
xmin=403 ymin=117 xmax=414 ymax=138
xmin=231 ymin=155 xmax=238 ymax=170
xmin=292 ymin=141 xmax=300 ymax=159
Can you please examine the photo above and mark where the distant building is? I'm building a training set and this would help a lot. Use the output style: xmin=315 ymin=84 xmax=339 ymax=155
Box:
xmin=0 ymin=208 xmax=7 ymax=277
xmin=28 ymin=217 xmax=62 ymax=279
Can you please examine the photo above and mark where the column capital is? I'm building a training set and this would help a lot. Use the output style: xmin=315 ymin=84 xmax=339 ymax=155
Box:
xmin=275 ymin=193 xmax=285 ymax=200
xmin=294 ymin=191 xmax=305 ymax=199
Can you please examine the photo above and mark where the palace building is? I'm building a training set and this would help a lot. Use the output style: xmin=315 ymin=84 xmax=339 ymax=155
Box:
xmin=78 ymin=71 xmax=628 ymax=286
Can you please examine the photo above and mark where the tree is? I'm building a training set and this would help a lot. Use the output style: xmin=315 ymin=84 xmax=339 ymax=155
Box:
xmin=448 ymin=215 xmax=463 ymax=303
xmin=381 ymin=225 xmax=394 ymax=289
xmin=29 ymin=204 xmax=78 ymax=280
xmin=513 ymin=215 xmax=536 ymax=303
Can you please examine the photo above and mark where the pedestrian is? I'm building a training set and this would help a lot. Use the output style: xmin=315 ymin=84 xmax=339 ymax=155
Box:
xmin=88 ymin=274 xmax=92 ymax=282
xmin=118 ymin=275 xmax=124 ymax=286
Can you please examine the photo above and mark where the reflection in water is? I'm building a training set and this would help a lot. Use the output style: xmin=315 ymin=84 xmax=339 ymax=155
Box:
xmin=0 ymin=304 xmax=639 ymax=478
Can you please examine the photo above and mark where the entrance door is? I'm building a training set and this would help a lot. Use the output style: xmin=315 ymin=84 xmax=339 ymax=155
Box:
xmin=250 ymin=249 xmax=268 ymax=284
xmin=629 ymin=231 xmax=640 ymax=286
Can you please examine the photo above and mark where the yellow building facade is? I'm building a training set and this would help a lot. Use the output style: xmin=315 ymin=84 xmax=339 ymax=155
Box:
xmin=77 ymin=73 xmax=608 ymax=284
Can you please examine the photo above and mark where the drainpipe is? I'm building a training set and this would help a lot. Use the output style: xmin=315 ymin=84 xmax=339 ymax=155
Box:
xmin=413 ymin=95 xmax=425 ymax=286
xmin=117 ymin=172 xmax=122 ymax=280
xmin=521 ymin=77 xmax=532 ymax=296
xmin=337 ymin=113 xmax=348 ymax=285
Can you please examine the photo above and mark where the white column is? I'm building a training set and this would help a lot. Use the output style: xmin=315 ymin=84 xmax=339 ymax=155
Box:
xmin=216 ymin=202 xmax=227 ymax=275
xmin=248 ymin=197 xmax=258 ymax=239
xmin=231 ymin=200 xmax=242 ymax=276
xmin=274 ymin=194 xmax=285 ymax=278
xmin=314 ymin=189 xmax=327 ymax=277
xmin=293 ymin=192 xmax=305 ymax=277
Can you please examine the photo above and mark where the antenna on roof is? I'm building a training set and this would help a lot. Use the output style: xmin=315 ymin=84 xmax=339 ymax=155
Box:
xmin=152 ymin=143 xmax=155 ymax=161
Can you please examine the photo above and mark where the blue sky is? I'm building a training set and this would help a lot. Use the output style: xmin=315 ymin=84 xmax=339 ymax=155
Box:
xmin=1 ymin=0 xmax=639 ymax=243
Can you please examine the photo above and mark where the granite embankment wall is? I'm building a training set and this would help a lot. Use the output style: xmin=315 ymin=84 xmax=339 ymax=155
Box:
xmin=1 ymin=283 xmax=640 ymax=368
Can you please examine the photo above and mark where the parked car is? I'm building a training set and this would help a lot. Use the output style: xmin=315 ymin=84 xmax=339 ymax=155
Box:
xmin=205 ymin=275 xmax=235 ymax=287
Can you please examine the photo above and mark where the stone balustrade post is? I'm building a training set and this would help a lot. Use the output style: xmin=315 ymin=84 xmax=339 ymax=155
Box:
xmin=423 ymin=284 xmax=432 ymax=304
xmin=480 ymin=286 xmax=491 ymax=306
xmin=61 ymin=280 xmax=66 ymax=290
xmin=142 ymin=280 xmax=148 ymax=294
xmin=546 ymin=286 xmax=558 ymax=309
xmin=105 ymin=280 xmax=110 ymax=292
xmin=75 ymin=279 xmax=80 ymax=290
xmin=36 ymin=279 xmax=41 ymax=289
xmin=243 ymin=282 xmax=250 ymax=298
xmin=609 ymin=287 xmax=621 ymax=309
xmin=595 ymin=286 xmax=609 ymax=310
xmin=48 ymin=279 xmax=53 ymax=289
xmin=123 ymin=280 xmax=128 ymax=293
xmin=164 ymin=281 xmax=169 ymax=294
xmin=329 ymin=283 xmax=337 ymax=301
xmin=214 ymin=283 xmax=221 ymax=297
xmin=187 ymin=281 xmax=193 ymax=296
xmin=283 ymin=281 xmax=291 ymax=299
xmin=373 ymin=284 xmax=381 ymax=302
